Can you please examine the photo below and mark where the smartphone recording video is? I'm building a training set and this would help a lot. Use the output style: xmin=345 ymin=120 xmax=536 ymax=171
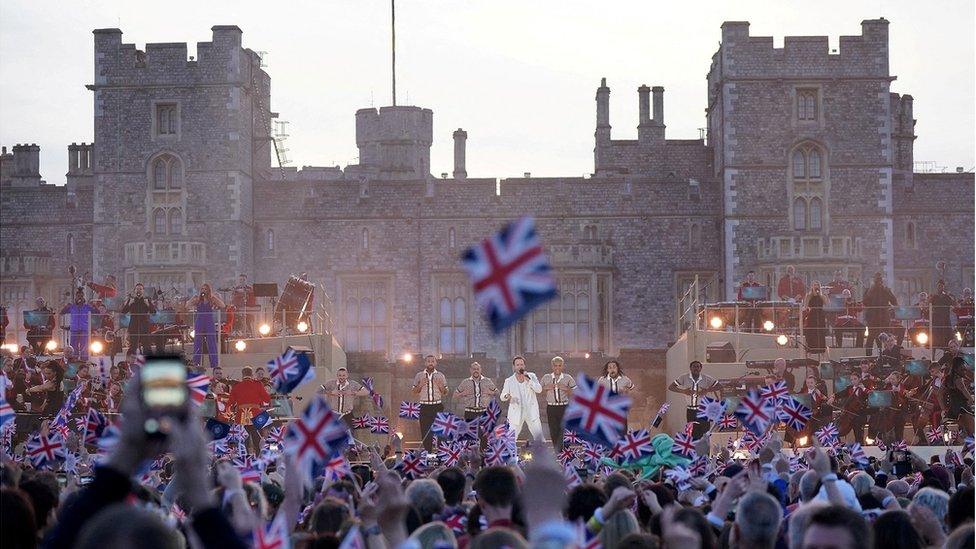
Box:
xmin=140 ymin=355 xmax=188 ymax=435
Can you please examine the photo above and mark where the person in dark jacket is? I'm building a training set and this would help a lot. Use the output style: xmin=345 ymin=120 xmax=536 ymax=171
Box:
xmin=121 ymin=283 xmax=157 ymax=357
xmin=929 ymin=279 xmax=955 ymax=350
xmin=863 ymin=272 xmax=898 ymax=355
xmin=25 ymin=297 xmax=56 ymax=355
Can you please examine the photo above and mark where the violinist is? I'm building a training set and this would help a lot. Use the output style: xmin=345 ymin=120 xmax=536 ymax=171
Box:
xmin=939 ymin=339 xmax=975 ymax=437
xmin=911 ymin=361 xmax=945 ymax=445
xmin=877 ymin=332 xmax=905 ymax=370
xmin=832 ymin=289 xmax=865 ymax=348
xmin=877 ymin=370 xmax=912 ymax=442
xmin=830 ymin=362 xmax=873 ymax=443
xmin=803 ymin=372 xmax=831 ymax=432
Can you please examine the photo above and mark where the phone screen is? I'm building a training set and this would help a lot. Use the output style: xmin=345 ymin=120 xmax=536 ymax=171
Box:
xmin=141 ymin=357 xmax=187 ymax=408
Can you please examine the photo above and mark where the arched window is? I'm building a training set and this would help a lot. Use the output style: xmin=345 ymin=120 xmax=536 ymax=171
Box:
xmin=792 ymin=150 xmax=806 ymax=178
xmin=169 ymin=209 xmax=183 ymax=235
xmin=583 ymin=225 xmax=597 ymax=240
xmin=809 ymin=198 xmax=822 ymax=230
xmin=793 ymin=198 xmax=807 ymax=230
xmin=266 ymin=229 xmax=275 ymax=252
xmin=67 ymin=234 xmax=75 ymax=256
xmin=906 ymin=222 xmax=916 ymax=249
xmin=448 ymin=227 xmax=456 ymax=248
xmin=150 ymin=154 xmax=182 ymax=190
xmin=342 ymin=281 xmax=389 ymax=352
xmin=808 ymin=150 xmax=822 ymax=179
xmin=530 ymin=276 xmax=591 ymax=353
xmin=153 ymin=209 xmax=167 ymax=234
xmin=153 ymin=160 xmax=167 ymax=190
xmin=362 ymin=228 xmax=369 ymax=250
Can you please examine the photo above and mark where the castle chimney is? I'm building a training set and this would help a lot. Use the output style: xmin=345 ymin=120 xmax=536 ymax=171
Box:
xmin=638 ymin=85 xmax=651 ymax=125
xmin=596 ymin=78 xmax=611 ymax=130
xmin=453 ymin=128 xmax=467 ymax=180
xmin=68 ymin=143 xmax=80 ymax=174
xmin=652 ymin=86 xmax=665 ymax=126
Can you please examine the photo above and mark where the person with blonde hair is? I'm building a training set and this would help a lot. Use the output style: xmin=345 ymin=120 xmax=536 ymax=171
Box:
xmin=599 ymin=508 xmax=641 ymax=549
xmin=541 ymin=355 xmax=576 ymax=451
xmin=409 ymin=521 xmax=457 ymax=549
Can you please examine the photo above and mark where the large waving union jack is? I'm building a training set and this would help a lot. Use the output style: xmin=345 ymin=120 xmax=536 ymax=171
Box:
xmin=815 ymin=423 xmax=839 ymax=446
xmin=398 ymin=451 xmax=427 ymax=479
xmin=27 ymin=432 xmax=65 ymax=468
xmin=776 ymin=396 xmax=812 ymax=431
xmin=617 ymin=429 xmax=653 ymax=462
xmin=437 ymin=441 xmax=463 ymax=467
xmin=563 ymin=373 xmax=631 ymax=448
xmin=186 ymin=373 xmax=211 ymax=406
xmin=399 ymin=401 xmax=421 ymax=420
xmin=672 ymin=431 xmax=697 ymax=458
xmin=734 ymin=389 xmax=776 ymax=435
xmin=283 ymin=396 xmax=350 ymax=479
xmin=268 ymin=348 xmax=314 ymax=394
xmin=432 ymin=412 xmax=463 ymax=440
xmin=461 ymin=216 xmax=558 ymax=333
xmin=83 ymin=407 xmax=108 ymax=445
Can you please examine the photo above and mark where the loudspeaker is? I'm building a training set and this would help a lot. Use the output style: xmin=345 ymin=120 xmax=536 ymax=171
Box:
xmin=706 ymin=341 xmax=736 ymax=363
xmin=253 ymin=283 xmax=279 ymax=298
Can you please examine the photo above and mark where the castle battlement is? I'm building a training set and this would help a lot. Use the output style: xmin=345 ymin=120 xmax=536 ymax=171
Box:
xmin=92 ymin=26 xmax=264 ymax=87
xmin=714 ymin=19 xmax=891 ymax=79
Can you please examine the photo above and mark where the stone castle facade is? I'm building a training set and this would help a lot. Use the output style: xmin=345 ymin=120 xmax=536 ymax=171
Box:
xmin=2 ymin=19 xmax=974 ymax=366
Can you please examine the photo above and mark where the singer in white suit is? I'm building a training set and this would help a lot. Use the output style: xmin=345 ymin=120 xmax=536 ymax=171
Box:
xmin=499 ymin=355 xmax=544 ymax=440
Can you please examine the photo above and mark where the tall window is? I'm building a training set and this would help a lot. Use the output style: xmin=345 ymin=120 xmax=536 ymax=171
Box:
xmin=67 ymin=234 xmax=75 ymax=256
xmin=435 ymin=278 xmax=469 ymax=355
xmin=266 ymin=229 xmax=275 ymax=254
xmin=341 ymin=279 xmax=390 ymax=353
xmin=155 ymin=103 xmax=178 ymax=135
xmin=362 ymin=228 xmax=369 ymax=250
xmin=796 ymin=89 xmax=818 ymax=121
xmin=448 ymin=227 xmax=456 ymax=248
xmin=150 ymin=154 xmax=182 ymax=190
xmin=790 ymin=142 xmax=828 ymax=232
xmin=529 ymin=275 xmax=591 ymax=353
xmin=169 ymin=209 xmax=183 ymax=235
xmin=153 ymin=209 xmax=166 ymax=235
xmin=906 ymin=222 xmax=916 ymax=249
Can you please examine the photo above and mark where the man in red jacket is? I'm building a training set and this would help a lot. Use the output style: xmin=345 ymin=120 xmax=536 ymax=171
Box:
xmin=228 ymin=366 xmax=271 ymax=453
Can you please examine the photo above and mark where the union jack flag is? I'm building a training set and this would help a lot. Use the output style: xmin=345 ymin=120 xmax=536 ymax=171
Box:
xmin=563 ymin=429 xmax=581 ymax=447
xmin=697 ymin=396 xmax=726 ymax=423
xmin=283 ymin=396 xmax=351 ymax=484
xmin=437 ymin=441 xmax=463 ymax=467
xmin=369 ymin=415 xmax=390 ymax=434
xmin=27 ymin=432 xmax=65 ymax=468
xmin=268 ymin=348 xmax=314 ymax=394
xmin=324 ymin=454 xmax=351 ymax=482
xmin=688 ymin=456 xmax=708 ymax=476
xmin=740 ymin=430 xmax=770 ymax=453
xmin=617 ymin=429 xmax=654 ymax=462
xmin=461 ymin=216 xmax=557 ymax=333
xmin=776 ymin=397 xmax=812 ymax=431
xmin=399 ymin=401 xmax=421 ymax=420
xmin=672 ymin=431 xmax=697 ymax=458
xmin=815 ymin=423 xmax=839 ymax=446
xmin=665 ymin=465 xmax=693 ymax=491
xmin=963 ymin=436 xmax=974 ymax=455
xmin=398 ymin=450 xmax=426 ymax=479
xmin=361 ymin=377 xmax=384 ymax=410
xmin=848 ymin=443 xmax=868 ymax=465
xmin=441 ymin=511 xmax=467 ymax=536
xmin=265 ymin=425 xmax=286 ymax=446
xmin=580 ymin=441 xmax=603 ymax=465
xmin=351 ymin=415 xmax=371 ymax=430
xmin=481 ymin=399 xmax=502 ymax=431
xmin=484 ymin=439 xmax=510 ymax=466
xmin=563 ymin=373 xmax=631 ymax=448
xmin=252 ymin=513 xmax=290 ymax=549
xmin=876 ymin=439 xmax=888 ymax=452
xmin=432 ymin=412 xmax=463 ymax=440
xmin=760 ymin=380 xmax=790 ymax=403
xmin=564 ymin=462 xmax=583 ymax=488
xmin=558 ymin=447 xmax=577 ymax=465
xmin=734 ymin=389 xmax=776 ymax=435
xmin=0 ymin=396 xmax=16 ymax=429
xmin=83 ymin=407 xmax=108 ymax=445
xmin=925 ymin=425 xmax=944 ymax=445
xmin=718 ymin=415 xmax=738 ymax=431
xmin=186 ymin=373 xmax=211 ymax=406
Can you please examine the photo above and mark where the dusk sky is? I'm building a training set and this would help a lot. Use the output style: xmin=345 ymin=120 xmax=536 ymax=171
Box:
xmin=1 ymin=0 xmax=973 ymax=183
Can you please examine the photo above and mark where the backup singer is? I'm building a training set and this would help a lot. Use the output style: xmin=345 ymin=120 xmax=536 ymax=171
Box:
xmin=455 ymin=361 xmax=498 ymax=424
xmin=541 ymin=356 xmax=576 ymax=451
xmin=320 ymin=367 xmax=369 ymax=428
xmin=411 ymin=355 xmax=448 ymax=452
xmin=668 ymin=360 xmax=717 ymax=439
xmin=120 ymin=283 xmax=156 ymax=357
xmin=803 ymin=281 xmax=827 ymax=354
xmin=737 ymin=270 xmax=763 ymax=333
xmin=189 ymin=284 xmax=224 ymax=368
xmin=500 ymin=355 xmax=544 ymax=442
xmin=24 ymin=297 xmax=55 ymax=355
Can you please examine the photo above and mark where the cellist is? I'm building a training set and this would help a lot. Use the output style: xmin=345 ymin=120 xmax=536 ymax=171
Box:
xmin=830 ymin=365 xmax=872 ymax=444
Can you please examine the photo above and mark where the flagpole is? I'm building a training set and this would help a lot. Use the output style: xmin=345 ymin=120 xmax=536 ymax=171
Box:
xmin=391 ymin=0 xmax=396 ymax=106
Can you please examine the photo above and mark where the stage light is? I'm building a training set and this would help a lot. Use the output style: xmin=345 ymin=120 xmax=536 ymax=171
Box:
xmin=797 ymin=436 xmax=809 ymax=446
xmin=865 ymin=436 xmax=874 ymax=445
xmin=0 ymin=343 xmax=19 ymax=354
xmin=776 ymin=334 xmax=789 ymax=346
xmin=521 ymin=451 xmax=533 ymax=461
xmin=709 ymin=316 xmax=724 ymax=329
xmin=956 ymin=331 xmax=963 ymax=342
xmin=395 ymin=431 xmax=404 ymax=439
xmin=763 ymin=320 xmax=775 ymax=332
xmin=944 ymin=431 xmax=953 ymax=443
xmin=584 ymin=352 xmax=591 ymax=359
xmin=234 ymin=340 xmax=247 ymax=352
xmin=45 ymin=340 xmax=57 ymax=351
xmin=864 ymin=327 xmax=869 ymax=337
xmin=915 ymin=331 xmax=929 ymax=346
xmin=89 ymin=341 xmax=104 ymax=355
xmin=296 ymin=321 xmax=309 ymax=333
xmin=189 ymin=330 xmax=195 ymax=339
xmin=258 ymin=323 xmax=271 ymax=336
xmin=402 ymin=353 xmax=413 ymax=363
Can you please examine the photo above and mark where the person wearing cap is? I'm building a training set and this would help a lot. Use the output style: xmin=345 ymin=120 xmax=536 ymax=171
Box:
xmin=669 ymin=360 xmax=719 ymax=439
xmin=541 ymin=356 xmax=577 ymax=451
xmin=863 ymin=271 xmax=898 ymax=355
xmin=25 ymin=296 xmax=56 ymax=355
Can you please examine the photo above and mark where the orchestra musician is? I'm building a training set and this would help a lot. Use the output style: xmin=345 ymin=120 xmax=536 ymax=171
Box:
xmin=121 ymin=283 xmax=157 ymax=357
xmin=25 ymin=297 xmax=56 ymax=355
xmin=954 ymin=287 xmax=974 ymax=344
xmin=929 ymin=280 xmax=955 ymax=350
xmin=668 ymin=360 xmax=718 ymax=439
xmin=767 ymin=357 xmax=797 ymax=393
xmin=59 ymin=288 xmax=99 ymax=361
xmin=876 ymin=332 xmax=905 ymax=370
xmin=777 ymin=265 xmax=806 ymax=302
xmin=938 ymin=339 xmax=975 ymax=437
xmin=228 ymin=366 xmax=272 ymax=454
xmin=878 ymin=370 xmax=912 ymax=442
xmin=832 ymin=289 xmax=864 ymax=348
xmin=909 ymin=360 xmax=946 ymax=445
xmin=908 ymin=292 xmax=931 ymax=347
xmin=540 ymin=356 xmax=575 ymax=451
xmin=737 ymin=270 xmax=763 ymax=333
xmin=803 ymin=281 xmax=828 ymax=354
xmin=802 ymin=373 xmax=831 ymax=433
xmin=863 ymin=272 xmax=898 ymax=355
xmin=826 ymin=270 xmax=852 ymax=297
xmin=231 ymin=273 xmax=256 ymax=337
xmin=831 ymin=359 xmax=877 ymax=443
xmin=86 ymin=274 xmax=118 ymax=300
xmin=188 ymin=284 xmax=225 ymax=368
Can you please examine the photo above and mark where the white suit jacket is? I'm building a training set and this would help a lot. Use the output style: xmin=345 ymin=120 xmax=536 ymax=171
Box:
xmin=500 ymin=372 xmax=543 ymax=421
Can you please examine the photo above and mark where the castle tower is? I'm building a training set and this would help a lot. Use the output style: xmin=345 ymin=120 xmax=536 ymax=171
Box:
xmin=354 ymin=105 xmax=433 ymax=180
xmin=89 ymin=26 xmax=272 ymax=292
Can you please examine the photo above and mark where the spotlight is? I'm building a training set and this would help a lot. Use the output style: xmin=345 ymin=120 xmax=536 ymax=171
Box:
xmin=258 ymin=323 xmax=271 ymax=336
xmin=776 ymin=334 xmax=789 ymax=346
xmin=395 ymin=431 xmax=404 ymax=439
xmin=189 ymin=330 xmax=195 ymax=339
xmin=0 ymin=343 xmax=19 ymax=354
xmin=763 ymin=320 xmax=775 ymax=332
xmin=797 ymin=436 xmax=809 ymax=446
xmin=709 ymin=316 xmax=724 ymax=329
xmin=584 ymin=352 xmax=591 ymax=359
xmin=402 ymin=353 xmax=413 ymax=363
xmin=234 ymin=340 xmax=247 ymax=352
xmin=89 ymin=340 xmax=104 ymax=355
xmin=956 ymin=331 xmax=963 ymax=342
xmin=915 ymin=331 xmax=929 ymax=346
xmin=296 ymin=321 xmax=309 ymax=333
xmin=521 ymin=451 xmax=533 ymax=461
xmin=45 ymin=340 xmax=58 ymax=352
xmin=864 ymin=327 xmax=869 ymax=337
xmin=864 ymin=436 xmax=874 ymax=445
xmin=943 ymin=431 xmax=953 ymax=443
